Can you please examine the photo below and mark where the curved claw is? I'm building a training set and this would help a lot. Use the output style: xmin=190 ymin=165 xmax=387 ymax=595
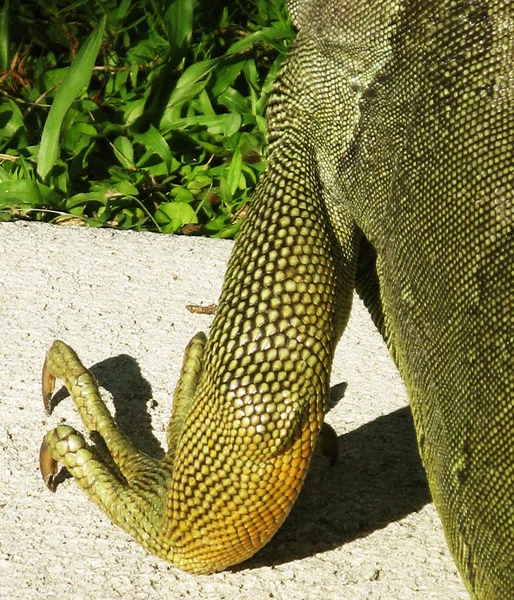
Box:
xmin=42 ymin=354 xmax=56 ymax=415
xmin=39 ymin=436 xmax=58 ymax=492
xmin=320 ymin=422 xmax=339 ymax=466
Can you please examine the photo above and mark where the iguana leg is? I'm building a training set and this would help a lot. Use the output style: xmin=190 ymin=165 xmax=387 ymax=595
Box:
xmin=40 ymin=133 xmax=361 ymax=573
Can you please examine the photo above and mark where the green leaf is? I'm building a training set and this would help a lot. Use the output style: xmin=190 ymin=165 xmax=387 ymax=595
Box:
xmin=162 ymin=113 xmax=242 ymax=137
xmin=0 ymin=179 xmax=60 ymax=207
xmin=0 ymin=179 xmax=42 ymax=205
xmin=166 ymin=59 xmax=217 ymax=106
xmin=165 ymin=0 xmax=193 ymax=66
xmin=202 ymin=214 xmax=231 ymax=235
xmin=124 ymin=96 xmax=149 ymax=126
xmin=0 ymin=100 xmax=26 ymax=145
xmin=62 ymin=121 xmax=98 ymax=155
xmin=113 ymin=136 xmax=135 ymax=169
xmin=226 ymin=25 xmax=291 ymax=55
xmin=3 ymin=0 xmax=293 ymax=236
xmin=66 ymin=192 xmax=106 ymax=209
xmin=219 ymin=175 xmax=232 ymax=205
xmin=211 ymin=60 xmax=247 ymax=98
xmin=0 ymin=0 xmax=10 ymax=71
xmin=155 ymin=200 xmax=197 ymax=232
xmin=112 ymin=180 xmax=139 ymax=195
xmin=217 ymin=87 xmax=250 ymax=114
xmin=226 ymin=148 xmax=243 ymax=196
xmin=195 ymin=89 xmax=215 ymax=116
xmin=37 ymin=15 xmax=106 ymax=181
xmin=171 ymin=187 xmax=194 ymax=202
xmin=216 ymin=221 xmax=241 ymax=239
xmin=133 ymin=125 xmax=174 ymax=172
xmin=41 ymin=68 xmax=70 ymax=95
xmin=116 ymin=0 xmax=133 ymax=21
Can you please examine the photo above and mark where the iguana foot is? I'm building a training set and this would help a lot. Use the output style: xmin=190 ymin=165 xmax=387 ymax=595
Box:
xmin=39 ymin=341 xmax=171 ymax=557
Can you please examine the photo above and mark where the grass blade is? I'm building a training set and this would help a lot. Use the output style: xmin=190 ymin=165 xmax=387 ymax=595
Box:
xmin=37 ymin=15 xmax=106 ymax=181
xmin=0 ymin=0 xmax=10 ymax=71
xmin=165 ymin=0 xmax=193 ymax=66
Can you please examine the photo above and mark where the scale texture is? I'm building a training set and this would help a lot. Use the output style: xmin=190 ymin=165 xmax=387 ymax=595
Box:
xmin=40 ymin=0 xmax=512 ymax=598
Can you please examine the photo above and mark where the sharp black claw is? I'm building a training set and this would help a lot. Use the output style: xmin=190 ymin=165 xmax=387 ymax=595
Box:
xmin=39 ymin=437 xmax=58 ymax=492
xmin=42 ymin=355 xmax=56 ymax=415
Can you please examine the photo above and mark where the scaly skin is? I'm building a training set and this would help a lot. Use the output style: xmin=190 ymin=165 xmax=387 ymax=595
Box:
xmin=41 ymin=0 xmax=512 ymax=595
xmin=40 ymin=138 xmax=355 ymax=573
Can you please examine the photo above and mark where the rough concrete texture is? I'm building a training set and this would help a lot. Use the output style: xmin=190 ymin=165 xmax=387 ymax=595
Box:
xmin=0 ymin=222 xmax=469 ymax=600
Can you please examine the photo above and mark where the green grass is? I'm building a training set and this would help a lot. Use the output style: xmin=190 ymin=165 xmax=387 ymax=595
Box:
xmin=0 ymin=0 xmax=293 ymax=237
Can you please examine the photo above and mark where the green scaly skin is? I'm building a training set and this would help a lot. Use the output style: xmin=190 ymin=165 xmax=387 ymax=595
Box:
xmin=41 ymin=137 xmax=352 ymax=572
xmin=40 ymin=0 xmax=512 ymax=597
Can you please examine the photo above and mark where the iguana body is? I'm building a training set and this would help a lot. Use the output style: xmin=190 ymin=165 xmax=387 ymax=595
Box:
xmin=40 ymin=0 xmax=513 ymax=598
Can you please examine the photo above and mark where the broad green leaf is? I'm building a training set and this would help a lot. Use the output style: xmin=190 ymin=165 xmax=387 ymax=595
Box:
xmin=171 ymin=187 xmax=194 ymax=203
xmin=112 ymin=180 xmax=139 ymax=195
xmin=128 ymin=39 xmax=160 ymax=63
xmin=187 ymin=175 xmax=212 ymax=194
xmin=162 ymin=113 xmax=241 ymax=137
xmin=0 ymin=100 xmax=25 ymax=144
xmin=217 ymin=222 xmax=242 ymax=239
xmin=0 ymin=179 xmax=59 ymax=207
xmin=165 ymin=0 xmax=193 ymax=65
xmin=194 ymin=89 xmax=215 ymax=116
xmin=140 ymin=161 xmax=170 ymax=177
xmin=133 ymin=125 xmax=173 ymax=172
xmin=113 ymin=136 xmax=135 ymax=169
xmin=124 ymin=97 xmax=148 ymax=126
xmin=217 ymin=87 xmax=250 ymax=114
xmin=46 ymin=158 xmax=70 ymax=196
xmin=116 ymin=0 xmax=132 ymax=21
xmin=202 ymin=214 xmax=231 ymax=235
xmin=244 ymin=59 xmax=260 ymax=91
xmin=95 ymin=205 xmax=112 ymax=223
xmin=155 ymin=200 xmax=197 ymax=232
xmin=219 ymin=175 xmax=232 ymax=205
xmin=85 ymin=218 xmax=104 ymax=228
xmin=37 ymin=15 xmax=106 ymax=181
xmin=107 ymin=67 xmax=130 ymax=94
xmin=167 ymin=59 xmax=217 ymax=105
xmin=0 ymin=179 xmax=42 ymax=205
xmin=62 ymin=121 xmax=98 ymax=154
xmin=210 ymin=60 xmax=247 ymax=98
xmin=66 ymin=192 xmax=106 ymax=209
xmin=42 ymin=68 xmax=70 ymax=95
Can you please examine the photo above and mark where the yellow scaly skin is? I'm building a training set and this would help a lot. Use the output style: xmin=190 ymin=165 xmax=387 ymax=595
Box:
xmin=40 ymin=0 xmax=512 ymax=596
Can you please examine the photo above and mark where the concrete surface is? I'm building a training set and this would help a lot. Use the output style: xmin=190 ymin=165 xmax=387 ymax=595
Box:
xmin=0 ymin=222 xmax=468 ymax=599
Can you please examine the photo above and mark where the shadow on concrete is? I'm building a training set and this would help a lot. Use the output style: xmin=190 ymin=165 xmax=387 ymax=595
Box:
xmin=49 ymin=353 xmax=164 ymax=459
xmin=241 ymin=403 xmax=430 ymax=569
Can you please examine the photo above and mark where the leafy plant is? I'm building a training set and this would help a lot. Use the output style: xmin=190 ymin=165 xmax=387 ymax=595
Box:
xmin=0 ymin=0 xmax=293 ymax=237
